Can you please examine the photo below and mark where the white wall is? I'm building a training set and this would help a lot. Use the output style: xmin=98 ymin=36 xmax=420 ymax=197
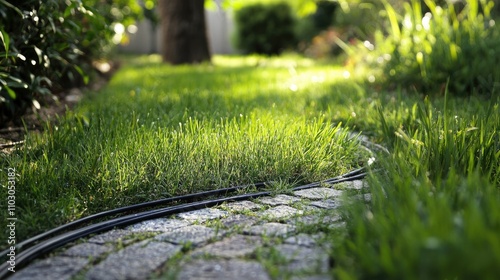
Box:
xmin=119 ymin=5 xmax=235 ymax=55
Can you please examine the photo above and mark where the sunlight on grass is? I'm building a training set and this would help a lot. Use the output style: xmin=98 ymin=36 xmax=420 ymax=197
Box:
xmin=0 ymin=55 xmax=368 ymax=242
xmin=3 ymin=53 xmax=497 ymax=277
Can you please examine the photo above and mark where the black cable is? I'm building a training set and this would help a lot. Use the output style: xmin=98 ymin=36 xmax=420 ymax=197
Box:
xmin=0 ymin=170 xmax=367 ymax=279
xmin=1 ymin=166 xmax=367 ymax=257
xmin=1 ymin=182 xmax=267 ymax=256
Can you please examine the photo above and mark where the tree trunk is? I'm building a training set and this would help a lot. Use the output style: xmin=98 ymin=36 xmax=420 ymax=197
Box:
xmin=159 ymin=0 xmax=211 ymax=64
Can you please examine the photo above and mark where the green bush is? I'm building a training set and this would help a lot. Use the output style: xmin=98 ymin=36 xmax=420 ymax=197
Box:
xmin=348 ymin=0 xmax=500 ymax=95
xmin=0 ymin=0 xmax=144 ymax=125
xmin=234 ymin=2 xmax=297 ymax=55
xmin=0 ymin=0 xmax=108 ymax=124
xmin=296 ymin=0 xmax=339 ymax=45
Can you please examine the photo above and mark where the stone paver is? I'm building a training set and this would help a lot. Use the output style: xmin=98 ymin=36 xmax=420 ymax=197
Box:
xmin=13 ymin=179 xmax=369 ymax=280
xmin=362 ymin=193 xmax=372 ymax=202
xmin=9 ymin=257 xmax=88 ymax=280
xmin=294 ymin=188 xmax=343 ymax=200
xmin=244 ymin=222 xmax=295 ymax=237
xmin=257 ymin=194 xmax=301 ymax=206
xmin=261 ymin=205 xmax=303 ymax=220
xmin=86 ymin=241 xmax=181 ymax=280
xmin=62 ymin=242 xmax=113 ymax=258
xmin=125 ymin=218 xmax=190 ymax=232
xmin=191 ymin=234 xmax=262 ymax=258
xmin=219 ymin=214 xmax=258 ymax=228
xmin=284 ymin=233 xmax=323 ymax=248
xmin=87 ymin=229 xmax=134 ymax=245
xmin=291 ymin=214 xmax=341 ymax=227
xmin=337 ymin=180 xmax=367 ymax=190
xmin=177 ymin=259 xmax=271 ymax=280
xmin=274 ymin=244 xmax=330 ymax=273
xmin=223 ymin=200 xmax=263 ymax=212
xmin=155 ymin=225 xmax=222 ymax=246
xmin=177 ymin=208 xmax=228 ymax=223
xmin=309 ymin=199 xmax=341 ymax=209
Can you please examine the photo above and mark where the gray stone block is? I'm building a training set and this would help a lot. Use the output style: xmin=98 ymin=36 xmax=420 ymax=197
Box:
xmin=244 ymin=222 xmax=295 ymax=237
xmin=177 ymin=259 xmax=271 ymax=280
xmin=274 ymin=244 xmax=330 ymax=273
xmin=335 ymin=180 xmax=368 ymax=190
xmin=336 ymin=180 xmax=367 ymax=190
xmin=177 ymin=208 xmax=228 ymax=223
xmin=223 ymin=200 xmax=263 ymax=212
xmin=261 ymin=205 xmax=303 ymax=220
xmin=10 ymin=257 xmax=88 ymax=280
xmin=219 ymin=214 xmax=258 ymax=228
xmin=257 ymin=194 xmax=301 ymax=206
xmin=125 ymin=218 xmax=190 ymax=232
xmin=87 ymin=229 xmax=134 ymax=245
xmin=291 ymin=215 xmax=341 ymax=226
xmin=284 ymin=233 xmax=323 ymax=248
xmin=191 ymin=234 xmax=263 ymax=258
xmin=294 ymin=188 xmax=343 ymax=200
xmin=309 ymin=199 xmax=341 ymax=209
xmin=85 ymin=241 xmax=181 ymax=280
xmin=62 ymin=242 xmax=113 ymax=258
xmin=155 ymin=225 xmax=222 ymax=246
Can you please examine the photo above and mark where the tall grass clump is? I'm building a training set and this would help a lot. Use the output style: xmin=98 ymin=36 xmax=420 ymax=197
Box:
xmin=333 ymin=97 xmax=500 ymax=279
xmin=348 ymin=0 xmax=500 ymax=95
xmin=380 ymin=95 xmax=499 ymax=184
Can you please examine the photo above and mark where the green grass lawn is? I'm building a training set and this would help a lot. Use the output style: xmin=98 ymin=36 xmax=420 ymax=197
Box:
xmin=0 ymin=55 xmax=367 ymax=243
xmin=1 ymin=54 xmax=499 ymax=278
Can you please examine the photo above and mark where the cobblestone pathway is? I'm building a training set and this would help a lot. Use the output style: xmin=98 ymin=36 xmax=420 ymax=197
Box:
xmin=9 ymin=181 xmax=368 ymax=280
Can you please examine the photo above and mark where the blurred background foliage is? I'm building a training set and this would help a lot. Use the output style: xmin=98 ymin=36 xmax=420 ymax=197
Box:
xmin=0 ymin=0 xmax=153 ymax=125
xmin=1 ymin=0 xmax=499 ymax=125
xmin=340 ymin=0 xmax=500 ymax=96
xmin=234 ymin=2 xmax=297 ymax=55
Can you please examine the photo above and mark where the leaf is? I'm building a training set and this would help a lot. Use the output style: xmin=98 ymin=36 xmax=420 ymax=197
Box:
xmin=0 ymin=83 xmax=16 ymax=99
xmin=205 ymin=0 xmax=218 ymax=11
xmin=47 ymin=17 xmax=56 ymax=33
xmin=17 ymin=53 xmax=26 ymax=61
xmin=383 ymin=0 xmax=401 ymax=41
xmin=32 ymin=99 xmax=41 ymax=110
xmin=0 ymin=0 xmax=23 ymax=17
xmin=64 ymin=3 xmax=75 ymax=18
xmin=34 ymin=46 xmax=44 ymax=64
xmin=73 ymin=65 xmax=89 ymax=85
xmin=0 ymin=29 xmax=9 ymax=56
xmin=6 ymin=75 xmax=23 ymax=85
xmin=297 ymin=1 xmax=317 ymax=17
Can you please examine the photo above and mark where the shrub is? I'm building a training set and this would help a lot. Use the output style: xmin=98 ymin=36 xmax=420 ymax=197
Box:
xmin=0 ymin=0 xmax=144 ymax=126
xmin=234 ymin=2 xmax=297 ymax=55
xmin=296 ymin=1 xmax=346 ymax=58
xmin=301 ymin=28 xmax=349 ymax=59
xmin=0 ymin=0 xmax=108 ymax=125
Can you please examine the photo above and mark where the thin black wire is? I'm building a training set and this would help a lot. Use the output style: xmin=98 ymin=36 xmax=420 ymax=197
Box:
xmin=0 ymin=169 xmax=367 ymax=278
